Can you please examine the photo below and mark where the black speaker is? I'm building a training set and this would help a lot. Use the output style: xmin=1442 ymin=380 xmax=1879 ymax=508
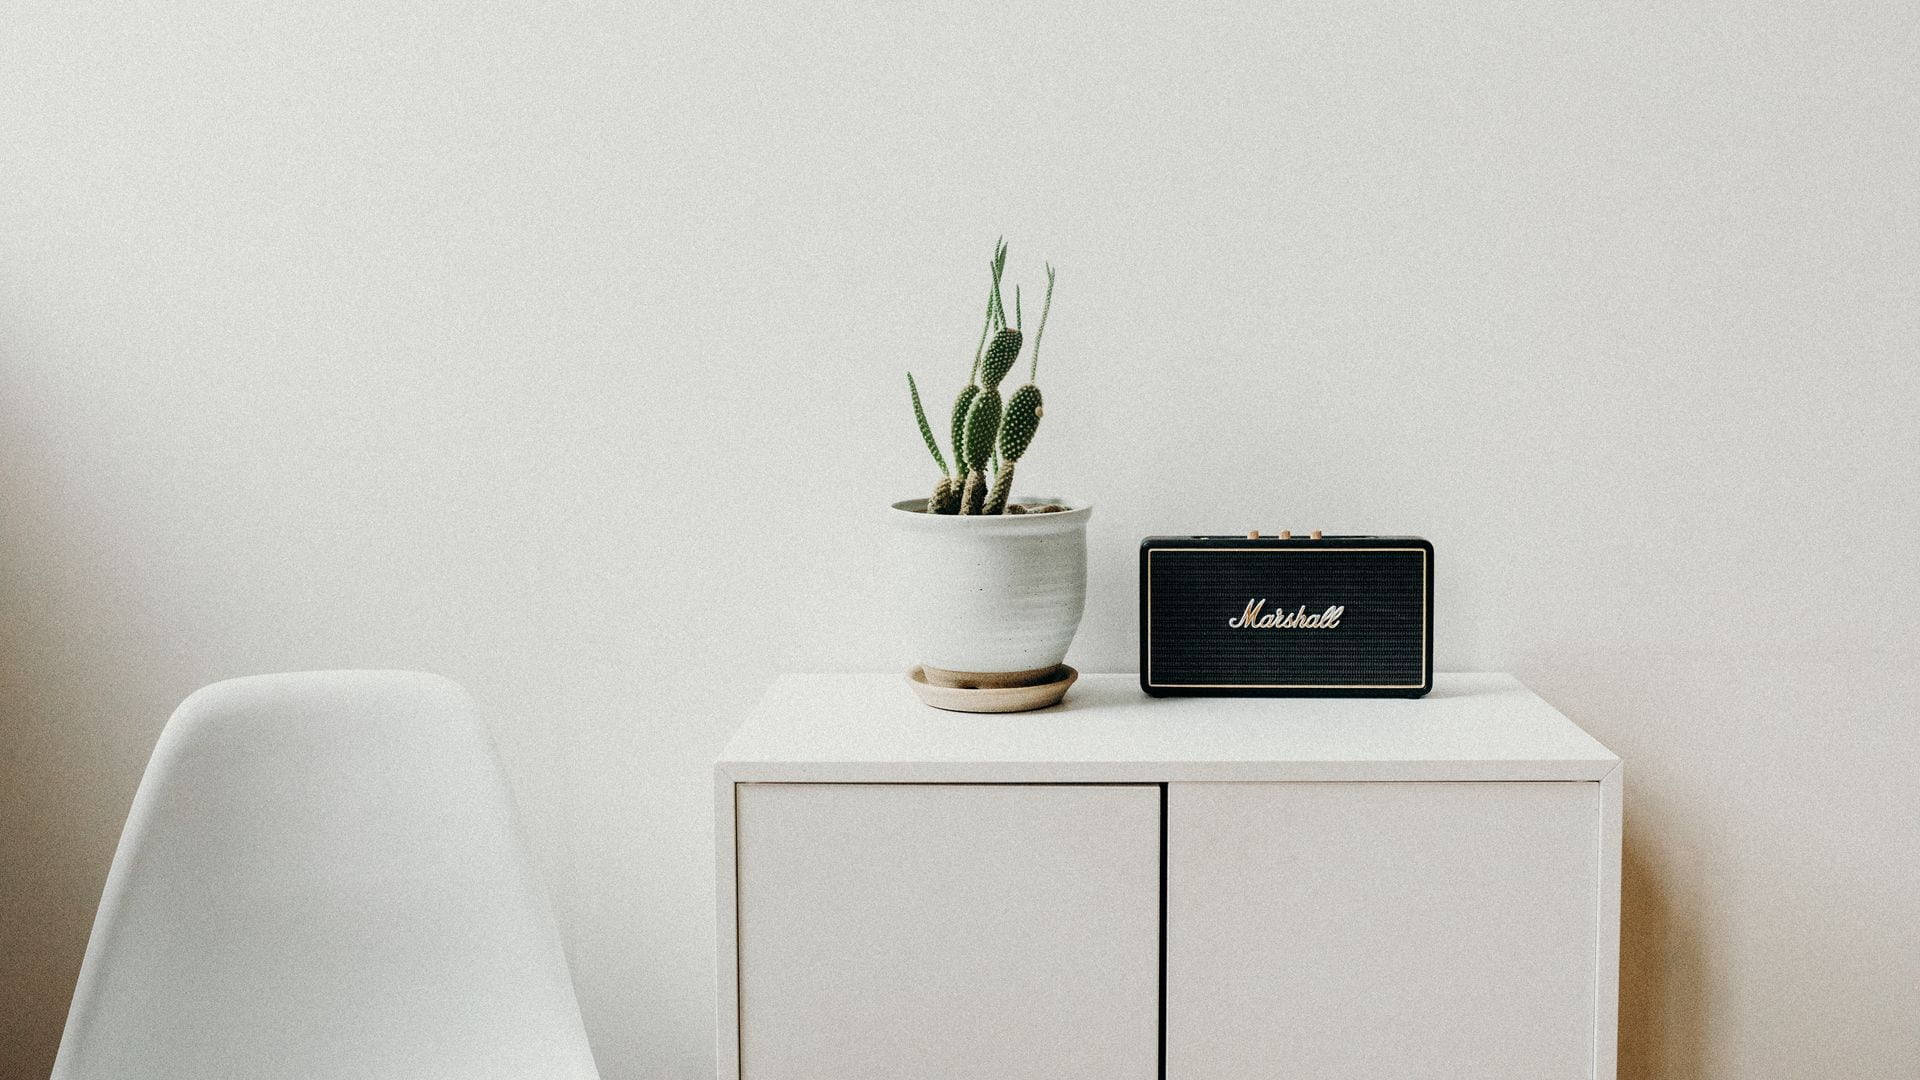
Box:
xmin=1139 ymin=534 xmax=1433 ymax=697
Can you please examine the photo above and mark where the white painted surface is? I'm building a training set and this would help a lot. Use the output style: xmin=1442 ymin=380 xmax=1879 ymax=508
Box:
xmin=732 ymin=784 xmax=1159 ymax=1080
xmin=5 ymin=4 xmax=1919 ymax=1077
xmin=1167 ymin=781 xmax=1601 ymax=1080
xmin=719 ymin=678 xmax=1620 ymax=1078
xmin=51 ymin=672 xmax=597 ymax=1080
xmin=722 ymin=673 xmax=1619 ymax=782
xmin=888 ymin=500 xmax=1090 ymax=675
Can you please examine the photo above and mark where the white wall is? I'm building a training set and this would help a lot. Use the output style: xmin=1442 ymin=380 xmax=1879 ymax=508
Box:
xmin=3 ymin=3 xmax=1916 ymax=1077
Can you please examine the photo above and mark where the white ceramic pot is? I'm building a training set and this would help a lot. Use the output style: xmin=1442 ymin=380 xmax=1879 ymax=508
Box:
xmin=889 ymin=497 xmax=1090 ymax=687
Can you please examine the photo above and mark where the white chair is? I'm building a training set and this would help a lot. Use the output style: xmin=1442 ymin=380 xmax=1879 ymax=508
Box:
xmin=51 ymin=670 xmax=600 ymax=1080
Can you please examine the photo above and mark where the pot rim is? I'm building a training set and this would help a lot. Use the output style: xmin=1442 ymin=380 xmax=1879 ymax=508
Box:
xmin=889 ymin=496 xmax=1091 ymax=530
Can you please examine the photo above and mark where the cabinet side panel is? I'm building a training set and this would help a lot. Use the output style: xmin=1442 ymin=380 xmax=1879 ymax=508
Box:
xmin=1597 ymin=766 xmax=1622 ymax=1080
xmin=737 ymin=783 xmax=1160 ymax=1080
xmin=715 ymin=773 xmax=740 ymax=1080
xmin=1167 ymin=781 xmax=1601 ymax=1080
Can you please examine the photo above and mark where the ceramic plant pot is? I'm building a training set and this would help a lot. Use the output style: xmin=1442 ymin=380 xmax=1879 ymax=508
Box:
xmin=889 ymin=498 xmax=1090 ymax=689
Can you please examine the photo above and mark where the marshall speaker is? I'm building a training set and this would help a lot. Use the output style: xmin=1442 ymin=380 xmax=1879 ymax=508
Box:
xmin=1140 ymin=534 xmax=1433 ymax=697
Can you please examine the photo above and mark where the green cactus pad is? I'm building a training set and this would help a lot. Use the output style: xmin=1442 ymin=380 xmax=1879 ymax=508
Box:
xmin=950 ymin=384 xmax=979 ymax=469
xmin=979 ymin=328 xmax=1023 ymax=389
xmin=907 ymin=372 xmax=949 ymax=476
xmin=999 ymin=384 xmax=1042 ymax=462
xmin=962 ymin=387 xmax=1003 ymax=473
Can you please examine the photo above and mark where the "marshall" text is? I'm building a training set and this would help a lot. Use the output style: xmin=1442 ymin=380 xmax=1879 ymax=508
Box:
xmin=1227 ymin=600 xmax=1345 ymax=630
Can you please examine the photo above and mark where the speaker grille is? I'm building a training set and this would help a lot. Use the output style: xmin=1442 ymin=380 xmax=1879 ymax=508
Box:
xmin=1143 ymin=544 xmax=1430 ymax=693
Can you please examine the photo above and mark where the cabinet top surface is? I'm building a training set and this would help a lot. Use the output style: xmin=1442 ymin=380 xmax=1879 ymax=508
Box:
xmin=720 ymin=673 xmax=1619 ymax=782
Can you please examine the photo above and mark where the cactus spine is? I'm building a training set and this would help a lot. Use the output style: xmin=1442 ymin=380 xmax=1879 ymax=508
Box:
xmin=902 ymin=242 xmax=1060 ymax=515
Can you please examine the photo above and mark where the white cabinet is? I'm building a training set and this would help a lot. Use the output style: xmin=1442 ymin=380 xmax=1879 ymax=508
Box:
xmin=1167 ymin=781 xmax=1602 ymax=1080
xmin=718 ymin=674 xmax=1621 ymax=1080
xmin=732 ymin=784 xmax=1159 ymax=1080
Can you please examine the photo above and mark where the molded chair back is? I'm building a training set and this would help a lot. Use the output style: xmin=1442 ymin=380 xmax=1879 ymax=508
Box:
xmin=52 ymin=670 xmax=599 ymax=1080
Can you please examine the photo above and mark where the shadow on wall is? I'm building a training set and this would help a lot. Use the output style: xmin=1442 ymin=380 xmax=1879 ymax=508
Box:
xmin=0 ymin=584 xmax=107 ymax=1076
xmin=0 ymin=389 xmax=186 ymax=1078
xmin=1620 ymin=823 xmax=1707 ymax=1079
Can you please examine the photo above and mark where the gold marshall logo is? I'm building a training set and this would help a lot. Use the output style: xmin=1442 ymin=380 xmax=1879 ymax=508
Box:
xmin=1228 ymin=600 xmax=1345 ymax=630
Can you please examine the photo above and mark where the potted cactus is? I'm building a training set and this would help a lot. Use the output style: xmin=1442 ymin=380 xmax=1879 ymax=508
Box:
xmin=893 ymin=241 xmax=1090 ymax=709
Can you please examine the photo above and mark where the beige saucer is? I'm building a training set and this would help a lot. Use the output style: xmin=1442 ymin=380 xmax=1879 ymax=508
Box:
xmin=906 ymin=665 xmax=1078 ymax=713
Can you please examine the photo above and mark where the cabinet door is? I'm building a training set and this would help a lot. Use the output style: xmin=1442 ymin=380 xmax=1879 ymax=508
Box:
xmin=735 ymin=783 xmax=1160 ymax=1080
xmin=1167 ymin=782 xmax=1600 ymax=1080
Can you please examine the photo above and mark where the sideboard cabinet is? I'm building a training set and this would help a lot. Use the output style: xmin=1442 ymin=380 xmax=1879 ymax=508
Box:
xmin=716 ymin=673 xmax=1620 ymax=1080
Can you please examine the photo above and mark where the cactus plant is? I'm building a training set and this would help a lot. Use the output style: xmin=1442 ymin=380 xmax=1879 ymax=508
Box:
xmin=905 ymin=243 xmax=1060 ymax=515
